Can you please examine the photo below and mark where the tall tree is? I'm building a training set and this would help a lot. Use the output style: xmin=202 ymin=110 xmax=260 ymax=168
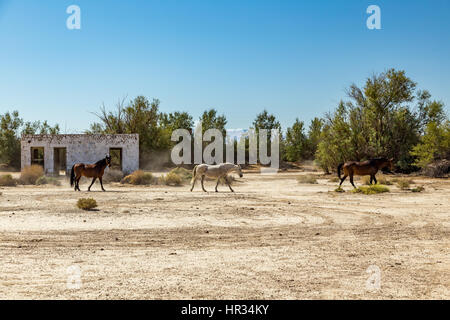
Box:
xmin=284 ymin=118 xmax=307 ymax=162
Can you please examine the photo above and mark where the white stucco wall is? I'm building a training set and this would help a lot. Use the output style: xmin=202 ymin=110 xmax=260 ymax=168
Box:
xmin=21 ymin=134 xmax=139 ymax=174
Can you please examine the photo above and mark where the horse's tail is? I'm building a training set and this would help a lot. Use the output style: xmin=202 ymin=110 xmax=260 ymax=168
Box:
xmin=70 ymin=165 xmax=75 ymax=187
xmin=337 ymin=163 xmax=344 ymax=179
xmin=191 ymin=165 xmax=198 ymax=184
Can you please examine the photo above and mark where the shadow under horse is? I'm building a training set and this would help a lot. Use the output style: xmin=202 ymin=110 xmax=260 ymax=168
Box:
xmin=337 ymin=158 xmax=394 ymax=188
xmin=70 ymin=155 xmax=111 ymax=191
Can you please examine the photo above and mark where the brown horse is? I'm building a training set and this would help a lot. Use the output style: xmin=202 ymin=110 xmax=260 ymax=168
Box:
xmin=70 ymin=155 xmax=111 ymax=191
xmin=337 ymin=158 xmax=394 ymax=188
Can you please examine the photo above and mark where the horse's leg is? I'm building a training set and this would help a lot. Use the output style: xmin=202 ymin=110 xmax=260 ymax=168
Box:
xmin=201 ymin=175 xmax=207 ymax=192
xmin=373 ymin=175 xmax=377 ymax=185
xmin=215 ymin=176 xmax=221 ymax=192
xmin=369 ymin=175 xmax=373 ymax=185
xmin=339 ymin=174 xmax=348 ymax=186
xmin=99 ymin=177 xmax=105 ymax=191
xmin=76 ymin=174 xmax=81 ymax=191
xmin=350 ymin=174 xmax=356 ymax=188
xmin=225 ymin=176 xmax=234 ymax=193
xmin=190 ymin=175 xmax=196 ymax=192
xmin=88 ymin=177 xmax=96 ymax=191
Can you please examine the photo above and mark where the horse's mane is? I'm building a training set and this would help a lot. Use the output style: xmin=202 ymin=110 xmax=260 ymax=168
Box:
xmin=369 ymin=157 xmax=389 ymax=162
xmin=95 ymin=157 xmax=107 ymax=165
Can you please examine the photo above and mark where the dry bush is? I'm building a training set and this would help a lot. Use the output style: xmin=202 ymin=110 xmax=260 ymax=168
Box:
xmin=352 ymin=185 xmax=390 ymax=195
xmin=20 ymin=165 xmax=44 ymax=185
xmin=159 ymin=172 xmax=183 ymax=186
xmin=329 ymin=176 xmax=340 ymax=183
xmin=0 ymin=174 xmax=18 ymax=187
xmin=396 ymin=178 xmax=414 ymax=190
xmin=169 ymin=167 xmax=192 ymax=181
xmin=423 ymin=160 xmax=450 ymax=178
xmin=411 ymin=186 xmax=425 ymax=193
xmin=121 ymin=170 xmax=156 ymax=185
xmin=76 ymin=198 xmax=98 ymax=210
xmin=35 ymin=176 xmax=61 ymax=186
xmin=103 ymin=169 xmax=124 ymax=183
xmin=297 ymin=175 xmax=318 ymax=184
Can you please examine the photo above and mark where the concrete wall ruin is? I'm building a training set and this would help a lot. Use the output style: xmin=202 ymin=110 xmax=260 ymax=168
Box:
xmin=21 ymin=134 xmax=139 ymax=175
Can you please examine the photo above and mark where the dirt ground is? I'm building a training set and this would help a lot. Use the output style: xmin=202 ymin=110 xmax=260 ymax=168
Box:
xmin=0 ymin=171 xmax=449 ymax=299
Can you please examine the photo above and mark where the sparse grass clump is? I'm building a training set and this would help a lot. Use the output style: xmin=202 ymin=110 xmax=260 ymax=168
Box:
xmin=121 ymin=170 xmax=156 ymax=185
xmin=35 ymin=176 xmax=61 ymax=186
xmin=103 ymin=169 xmax=124 ymax=183
xmin=329 ymin=176 xmax=340 ymax=183
xmin=351 ymin=185 xmax=390 ymax=195
xmin=334 ymin=186 xmax=345 ymax=193
xmin=0 ymin=174 xmax=18 ymax=187
xmin=76 ymin=198 xmax=97 ymax=211
xmin=396 ymin=178 xmax=414 ymax=190
xmin=411 ymin=186 xmax=425 ymax=193
xmin=169 ymin=167 xmax=192 ymax=181
xmin=159 ymin=172 xmax=183 ymax=186
xmin=20 ymin=165 xmax=44 ymax=185
xmin=297 ymin=175 xmax=318 ymax=184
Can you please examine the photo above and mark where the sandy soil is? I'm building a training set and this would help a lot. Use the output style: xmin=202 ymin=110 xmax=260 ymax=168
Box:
xmin=0 ymin=171 xmax=449 ymax=299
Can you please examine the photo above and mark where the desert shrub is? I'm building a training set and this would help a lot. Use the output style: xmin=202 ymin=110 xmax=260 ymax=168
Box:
xmin=76 ymin=198 xmax=98 ymax=210
xmin=35 ymin=176 xmax=61 ymax=186
xmin=422 ymin=160 xmax=450 ymax=178
xmin=352 ymin=185 xmax=390 ymax=195
xmin=0 ymin=174 xmax=17 ymax=186
xmin=329 ymin=176 xmax=340 ymax=183
xmin=121 ymin=170 xmax=156 ymax=185
xmin=411 ymin=186 xmax=425 ymax=193
xmin=169 ymin=167 xmax=192 ymax=181
xmin=334 ymin=187 xmax=345 ymax=193
xmin=103 ymin=169 xmax=124 ymax=183
xmin=297 ymin=175 xmax=318 ymax=184
xmin=19 ymin=165 xmax=44 ymax=185
xmin=396 ymin=178 xmax=414 ymax=190
xmin=159 ymin=172 xmax=182 ymax=186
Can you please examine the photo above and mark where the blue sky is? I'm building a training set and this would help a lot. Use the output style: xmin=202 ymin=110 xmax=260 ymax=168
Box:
xmin=0 ymin=0 xmax=449 ymax=133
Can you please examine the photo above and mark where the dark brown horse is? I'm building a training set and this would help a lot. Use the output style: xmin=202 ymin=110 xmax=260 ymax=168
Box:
xmin=337 ymin=158 xmax=394 ymax=188
xmin=70 ymin=155 xmax=111 ymax=191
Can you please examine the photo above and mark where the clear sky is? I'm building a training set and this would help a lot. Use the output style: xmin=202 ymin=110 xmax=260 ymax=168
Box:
xmin=1 ymin=0 xmax=449 ymax=133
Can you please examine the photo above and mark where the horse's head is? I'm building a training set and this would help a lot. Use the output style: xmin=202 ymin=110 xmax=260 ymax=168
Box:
xmin=384 ymin=158 xmax=394 ymax=172
xmin=235 ymin=164 xmax=243 ymax=178
xmin=106 ymin=155 xmax=112 ymax=168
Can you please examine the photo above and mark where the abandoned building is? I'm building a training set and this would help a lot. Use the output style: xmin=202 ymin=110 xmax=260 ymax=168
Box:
xmin=21 ymin=134 xmax=139 ymax=175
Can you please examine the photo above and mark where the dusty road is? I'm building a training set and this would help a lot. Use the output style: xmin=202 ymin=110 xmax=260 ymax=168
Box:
xmin=0 ymin=172 xmax=449 ymax=299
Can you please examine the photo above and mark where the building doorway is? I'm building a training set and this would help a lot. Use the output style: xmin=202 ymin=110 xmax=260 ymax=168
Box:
xmin=53 ymin=147 xmax=67 ymax=176
xmin=109 ymin=148 xmax=122 ymax=171
xmin=31 ymin=147 xmax=45 ymax=168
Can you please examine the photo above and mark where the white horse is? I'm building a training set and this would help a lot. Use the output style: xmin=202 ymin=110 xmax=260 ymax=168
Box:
xmin=190 ymin=163 xmax=243 ymax=192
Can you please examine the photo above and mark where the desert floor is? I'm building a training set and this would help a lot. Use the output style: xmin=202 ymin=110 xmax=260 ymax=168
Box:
xmin=0 ymin=171 xmax=449 ymax=299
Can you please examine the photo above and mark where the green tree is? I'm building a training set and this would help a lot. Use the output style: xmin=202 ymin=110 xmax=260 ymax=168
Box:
xmin=284 ymin=118 xmax=307 ymax=162
xmin=411 ymin=101 xmax=450 ymax=168
xmin=252 ymin=110 xmax=282 ymax=162
xmin=305 ymin=117 xmax=323 ymax=159
xmin=0 ymin=111 xmax=23 ymax=168
xmin=90 ymin=96 xmax=165 ymax=166
xmin=0 ymin=111 xmax=59 ymax=168
xmin=199 ymin=109 xmax=227 ymax=136
xmin=316 ymin=69 xmax=430 ymax=172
